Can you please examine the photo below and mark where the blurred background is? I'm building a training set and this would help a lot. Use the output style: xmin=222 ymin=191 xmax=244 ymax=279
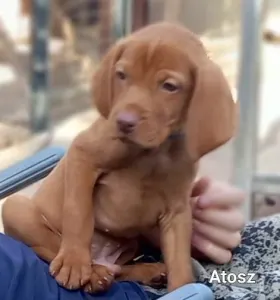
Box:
xmin=0 ymin=0 xmax=280 ymax=224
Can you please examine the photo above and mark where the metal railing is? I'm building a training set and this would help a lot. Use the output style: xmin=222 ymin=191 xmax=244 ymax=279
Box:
xmin=30 ymin=0 xmax=50 ymax=132
xmin=232 ymin=0 xmax=264 ymax=221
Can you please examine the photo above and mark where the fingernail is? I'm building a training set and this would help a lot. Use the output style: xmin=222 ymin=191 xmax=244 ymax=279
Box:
xmin=160 ymin=273 xmax=166 ymax=277
xmin=108 ymin=272 xmax=114 ymax=277
xmin=103 ymin=276 xmax=109 ymax=282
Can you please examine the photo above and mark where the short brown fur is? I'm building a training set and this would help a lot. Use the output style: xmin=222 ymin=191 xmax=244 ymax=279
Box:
xmin=2 ymin=22 xmax=237 ymax=293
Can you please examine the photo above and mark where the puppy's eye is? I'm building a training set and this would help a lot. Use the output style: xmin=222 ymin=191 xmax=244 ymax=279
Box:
xmin=161 ymin=81 xmax=179 ymax=93
xmin=116 ymin=70 xmax=127 ymax=80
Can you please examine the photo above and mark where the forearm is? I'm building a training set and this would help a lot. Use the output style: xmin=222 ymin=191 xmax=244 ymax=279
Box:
xmin=160 ymin=207 xmax=193 ymax=291
xmin=61 ymin=135 xmax=101 ymax=248
xmin=60 ymin=119 xmax=131 ymax=247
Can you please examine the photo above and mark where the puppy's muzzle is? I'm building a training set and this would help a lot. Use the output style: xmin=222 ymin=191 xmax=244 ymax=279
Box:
xmin=116 ymin=111 xmax=139 ymax=134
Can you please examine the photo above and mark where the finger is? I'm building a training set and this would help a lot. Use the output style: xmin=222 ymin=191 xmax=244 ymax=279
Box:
xmin=191 ymin=177 xmax=211 ymax=197
xmin=193 ymin=219 xmax=241 ymax=250
xmin=193 ymin=208 xmax=245 ymax=231
xmin=192 ymin=233 xmax=232 ymax=264
xmin=196 ymin=182 xmax=245 ymax=209
xmin=190 ymin=196 xmax=198 ymax=210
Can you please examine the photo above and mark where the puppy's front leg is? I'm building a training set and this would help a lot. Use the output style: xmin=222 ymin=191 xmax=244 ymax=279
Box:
xmin=49 ymin=134 xmax=101 ymax=289
xmin=159 ymin=200 xmax=194 ymax=292
xmin=49 ymin=119 xmax=135 ymax=291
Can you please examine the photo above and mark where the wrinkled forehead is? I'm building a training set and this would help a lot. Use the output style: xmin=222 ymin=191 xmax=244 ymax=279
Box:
xmin=118 ymin=40 xmax=192 ymax=76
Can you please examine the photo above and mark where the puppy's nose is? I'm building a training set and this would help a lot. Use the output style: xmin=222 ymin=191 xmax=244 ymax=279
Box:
xmin=116 ymin=112 xmax=139 ymax=134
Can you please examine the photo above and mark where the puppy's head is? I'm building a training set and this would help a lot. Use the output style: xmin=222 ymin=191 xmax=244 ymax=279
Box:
xmin=93 ymin=22 xmax=237 ymax=160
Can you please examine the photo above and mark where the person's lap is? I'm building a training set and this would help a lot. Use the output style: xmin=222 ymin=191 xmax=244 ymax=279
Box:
xmin=2 ymin=214 xmax=280 ymax=300
xmin=0 ymin=233 xmax=149 ymax=300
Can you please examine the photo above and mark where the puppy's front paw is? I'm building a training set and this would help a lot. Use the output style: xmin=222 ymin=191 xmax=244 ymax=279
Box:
xmin=49 ymin=247 xmax=92 ymax=290
xmin=84 ymin=264 xmax=117 ymax=294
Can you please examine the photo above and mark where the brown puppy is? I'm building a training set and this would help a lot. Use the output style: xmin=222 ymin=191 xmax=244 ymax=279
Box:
xmin=2 ymin=22 xmax=237 ymax=293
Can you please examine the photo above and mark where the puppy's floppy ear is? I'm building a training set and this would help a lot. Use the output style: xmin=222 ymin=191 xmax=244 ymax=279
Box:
xmin=92 ymin=40 xmax=126 ymax=118
xmin=185 ymin=59 xmax=238 ymax=161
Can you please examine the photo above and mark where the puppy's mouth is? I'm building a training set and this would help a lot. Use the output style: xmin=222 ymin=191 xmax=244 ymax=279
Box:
xmin=116 ymin=132 xmax=158 ymax=149
xmin=114 ymin=111 xmax=180 ymax=148
xmin=117 ymin=134 xmax=137 ymax=145
xmin=116 ymin=127 xmax=182 ymax=149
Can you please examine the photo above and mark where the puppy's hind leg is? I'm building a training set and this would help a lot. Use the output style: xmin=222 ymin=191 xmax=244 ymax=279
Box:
xmin=2 ymin=195 xmax=61 ymax=262
xmin=117 ymin=263 xmax=167 ymax=288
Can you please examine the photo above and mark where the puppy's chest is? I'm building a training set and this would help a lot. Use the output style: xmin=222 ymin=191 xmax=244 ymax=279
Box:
xmin=94 ymin=152 xmax=183 ymax=235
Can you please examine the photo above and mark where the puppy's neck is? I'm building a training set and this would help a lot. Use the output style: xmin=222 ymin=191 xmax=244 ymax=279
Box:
xmin=168 ymin=130 xmax=185 ymax=140
xmin=143 ymin=131 xmax=186 ymax=158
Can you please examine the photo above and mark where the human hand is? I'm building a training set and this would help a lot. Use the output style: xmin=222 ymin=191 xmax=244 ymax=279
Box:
xmin=191 ymin=177 xmax=245 ymax=264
